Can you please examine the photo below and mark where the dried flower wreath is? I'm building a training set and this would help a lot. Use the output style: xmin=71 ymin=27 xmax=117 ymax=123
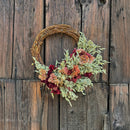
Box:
xmin=31 ymin=24 xmax=107 ymax=106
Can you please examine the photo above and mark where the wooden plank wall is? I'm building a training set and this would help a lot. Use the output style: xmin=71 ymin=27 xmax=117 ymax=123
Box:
xmin=0 ymin=0 xmax=129 ymax=130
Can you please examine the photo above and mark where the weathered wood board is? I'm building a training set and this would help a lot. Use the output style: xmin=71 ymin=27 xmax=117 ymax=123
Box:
xmin=109 ymin=84 xmax=130 ymax=130
xmin=0 ymin=81 xmax=5 ymax=130
xmin=110 ymin=0 xmax=130 ymax=83
xmin=12 ymin=0 xmax=44 ymax=79
xmin=81 ymin=0 xmax=110 ymax=82
xmin=0 ymin=0 xmax=14 ymax=78
xmin=60 ymin=83 xmax=108 ymax=130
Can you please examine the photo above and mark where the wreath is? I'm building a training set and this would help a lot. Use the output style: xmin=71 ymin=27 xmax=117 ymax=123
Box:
xmin=31 ymin=24 xmax=107 ymax=106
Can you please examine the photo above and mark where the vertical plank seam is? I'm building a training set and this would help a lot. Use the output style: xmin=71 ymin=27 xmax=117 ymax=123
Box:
xmin=39 ymin=0 xmax=46 ymax=129
xmin=59 ymin=1 xmax=65 ymax=129
xmin=11 ymin=0 xmax=15 ymax=79
xmin=58 ymin=95 xmax=60 ymax=130
xmin=43 ymin=0 xmax=46 ymax=64
xmin=107 ymin=0 xmax=112 ymax=113
xmin=59 ymin=0 xmax=66 ymax=129
xmin=78 ymin=0 xmax=82 ymax=32
xmin=40 ymin=94 xmax=45 ymax=130
xmin=3 ymin=81 xmax=5 ymax=130
xmin=106 ymin=1 xmax=112 ymax=129
xmin=14 ymin=72 xmax=18 ymax=129
xmin=128 ymin=83 xmax=130 ymax=110
xmin=108 ymin=0 xmax=112 ymax=85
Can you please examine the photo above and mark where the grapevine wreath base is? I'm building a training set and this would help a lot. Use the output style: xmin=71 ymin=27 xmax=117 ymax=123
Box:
xmin=31 ymin=24 xmax=107 ymax=106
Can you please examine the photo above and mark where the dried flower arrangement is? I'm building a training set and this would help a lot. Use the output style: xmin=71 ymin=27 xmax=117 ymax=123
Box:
xmin=31 ymin=24 xmax=107 ymax=106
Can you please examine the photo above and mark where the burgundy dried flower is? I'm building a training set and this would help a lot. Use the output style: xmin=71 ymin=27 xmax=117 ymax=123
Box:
xmin=51 ymin=87 xmax=61 ymax=94
xmin=49 ymin=65 xmax=55 ymax=71
xmin=70 ymin=48 xmax=77 ymax=58
xmin=83 ymin=72 xmax=92 ymax=78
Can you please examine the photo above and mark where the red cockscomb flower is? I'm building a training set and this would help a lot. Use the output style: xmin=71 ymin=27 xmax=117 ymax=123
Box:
xmin=67 ymin=69 xmax=72 ymax=75
xmin=70 ymin=48 xmax=77 ymax=58
xmin=51 ymin=87 xmax=61 ymax=94
xmin=47 ymin=65 xmax=56 ymax=76
xmin=47 ymin=82 xmax=57 ymax=89
xmin=84 ymin=72 xmax=92 ymax=78
xmin=49 ymin=65 xmax=55 ymax=71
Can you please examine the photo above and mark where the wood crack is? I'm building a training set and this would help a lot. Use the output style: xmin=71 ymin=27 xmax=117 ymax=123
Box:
xmin=11 ymin=0 xmax=15 ymax=79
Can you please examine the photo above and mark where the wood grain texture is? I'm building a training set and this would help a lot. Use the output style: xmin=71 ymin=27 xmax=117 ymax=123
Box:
xmin=46 ymin=0 xmax=81 ymax=64
xmin=110 ymin=0 xmax=130 ymax=83
xmin=15 ymin=80 xmax=46 ymax=130
xmin=4 ymin=80 xmax=18 ymax=130
xmin=0 ymin=81 xmax=5 ymax=130
xmin=12 ymin=0 xmax=44 ymax=79
xmin=46 ymin=0 xmax=81 ymax=129
xmin=0 ymin=79 xmax=48 ymax=130
xmin=81 ymin=0 xmax=110 ymax=82
xmin=110 ymin=84 xmax=130 ymax=130
xmin=60 ymin=83 xmax=108 ymax=130
xmin=0 ymin=0 xmax=14 ymax=78
xmin=103 ymin=114 xmax=110 ymax=130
